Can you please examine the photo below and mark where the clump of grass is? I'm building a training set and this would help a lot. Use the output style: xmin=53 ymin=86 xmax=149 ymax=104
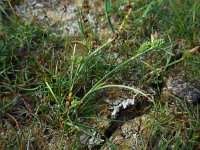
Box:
xmin=142 ymin=100 xmax=200 ymax=149
xmin=0 ymin=0 xmax=200 ymax=149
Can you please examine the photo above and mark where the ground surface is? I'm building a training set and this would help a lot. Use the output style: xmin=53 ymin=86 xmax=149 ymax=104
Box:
xmin=0 ymin=0 xmax=200 ymax=149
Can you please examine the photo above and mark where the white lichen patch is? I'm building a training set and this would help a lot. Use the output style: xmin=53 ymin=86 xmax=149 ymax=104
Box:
xmin=88 ymin=131 xmax=104 ymax=145
xmin=111 ymin=98 xmax=135 ymax=118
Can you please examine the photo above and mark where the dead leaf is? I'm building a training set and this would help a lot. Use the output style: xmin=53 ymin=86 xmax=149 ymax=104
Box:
xmin=188 ymin=46 xmax=200 ymax=55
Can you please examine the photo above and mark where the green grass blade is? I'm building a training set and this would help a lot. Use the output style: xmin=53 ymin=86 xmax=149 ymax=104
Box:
xmin=105 ymin=0 xmax=115 ymax=33
xmin=0 ymin=96 xmax=19 ymax=114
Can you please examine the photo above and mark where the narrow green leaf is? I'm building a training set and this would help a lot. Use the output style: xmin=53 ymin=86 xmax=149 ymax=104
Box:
xmin=105 ymin=0 xmax=111 ymax=14
xmin=0 ymin=96 xmax=19 ymax=114
xmin=104 ymin=0 xmax=115 ymax=33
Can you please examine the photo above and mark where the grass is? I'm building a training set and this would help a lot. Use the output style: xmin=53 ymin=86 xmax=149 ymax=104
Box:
xmin=0 ymin=0 xmax=200 ymax=149
xmin=144 ymin=100 xmax=200 ymax=149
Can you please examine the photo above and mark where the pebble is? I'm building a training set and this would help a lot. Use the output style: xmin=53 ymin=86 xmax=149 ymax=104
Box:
xmin=166 ymin=75 xmax=200 ymax=103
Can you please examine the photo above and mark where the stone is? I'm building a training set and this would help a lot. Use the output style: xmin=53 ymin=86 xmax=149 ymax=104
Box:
xmin=166 ymin=75 xmax=200 ymax=103
xmin=101 ymin=114 xmax=152 ymax=150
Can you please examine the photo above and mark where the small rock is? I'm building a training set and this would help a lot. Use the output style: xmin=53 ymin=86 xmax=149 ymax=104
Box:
xmin=166 ymin=75 xmax=200 ymax=103
xmin=88 ymin=131 xmax=104 ymax=145
xmin=101 ymin=114 xmax=151 ymax=150
xmin=79 ymin=134 xmax=90 ymax=144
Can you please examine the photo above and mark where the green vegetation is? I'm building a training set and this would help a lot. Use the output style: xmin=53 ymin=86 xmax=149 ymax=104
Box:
xmin=0 ymin=0 xmax=200 ymax=149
